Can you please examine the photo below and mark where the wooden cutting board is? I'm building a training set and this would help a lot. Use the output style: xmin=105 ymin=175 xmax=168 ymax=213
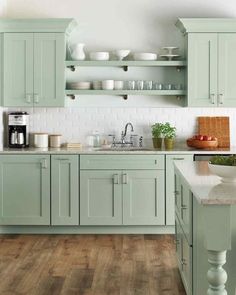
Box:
xmin=198 ymin=116 xmax=230 ymax=148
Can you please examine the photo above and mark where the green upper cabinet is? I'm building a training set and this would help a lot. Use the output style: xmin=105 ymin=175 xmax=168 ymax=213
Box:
xmin=51 ymin=155 xmax=79 ymax=226
xmin=0 ymin=18 xmax=77 ymax=107
xmin=123 ymin=170 xmax=165 ymax=225
xmin=176 ymin=18 xmax=236 ymax=107
xmin=0 ymin=155 xmax=50 ymax=225
xmin=187 ymin=33 xmax=218 ymax=107
xmin=3 ymin=32 xmax=65 ymax=107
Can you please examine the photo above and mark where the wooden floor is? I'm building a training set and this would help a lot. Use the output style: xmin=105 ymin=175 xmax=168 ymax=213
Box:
xmin=0 ymin=234 xmax=186 ymax=295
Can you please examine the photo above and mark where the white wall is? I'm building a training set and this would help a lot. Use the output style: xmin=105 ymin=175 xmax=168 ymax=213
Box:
xmin=2 ymin=0 xmax=236 ymax=147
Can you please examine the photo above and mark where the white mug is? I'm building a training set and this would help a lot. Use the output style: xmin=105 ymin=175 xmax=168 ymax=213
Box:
xmin=102 ymin=80 xmax=114 ymax=90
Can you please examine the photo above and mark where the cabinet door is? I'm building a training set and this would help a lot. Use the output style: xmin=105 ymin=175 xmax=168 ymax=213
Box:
xmin=166 ymin=155 xmax=193 ymax=225
xmin=0 ymin=155 xmax=50 ymax=225
xmin=51 ymin=155 xmax=79 ymax=225
xmin=0 ymin=34 xmax=3 ymax=104
xmin=188 ymin=33 xmax=218 ymax=107
xmin=34 ymin=33 xmax=65 ymax=107
xmin=80 ymin=170 xmax=122 ymax=225
xmin=218 ymin=33 xmax=236 ymax=107
xmin=181 ymin=234 xmax=192 ymax=295
xmin=3 ymin=33 xmax=34 ymax=107
xmin=123 ymin=170 xmax=165 ymax=225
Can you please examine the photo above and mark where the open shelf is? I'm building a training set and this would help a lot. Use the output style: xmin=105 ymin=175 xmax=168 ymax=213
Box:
xmin=65 ymin=60 xmax=186 ymax=71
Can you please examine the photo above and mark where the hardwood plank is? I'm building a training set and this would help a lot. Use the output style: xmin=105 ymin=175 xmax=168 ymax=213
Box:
xmin=0 ymin=234 xmax=186 ymax=295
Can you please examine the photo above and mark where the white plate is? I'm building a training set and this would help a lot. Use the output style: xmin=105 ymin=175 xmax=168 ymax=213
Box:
xmin=160 ymin=54 xmax=180 ymax=61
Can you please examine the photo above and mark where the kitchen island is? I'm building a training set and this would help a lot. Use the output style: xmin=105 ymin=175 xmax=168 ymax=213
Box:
xmin=174 ymin=161 xmax=236 ymax=295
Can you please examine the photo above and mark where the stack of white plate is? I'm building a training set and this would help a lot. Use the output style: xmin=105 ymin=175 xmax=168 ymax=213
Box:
xmin=67 ymin=82 xmax=91 ymax=90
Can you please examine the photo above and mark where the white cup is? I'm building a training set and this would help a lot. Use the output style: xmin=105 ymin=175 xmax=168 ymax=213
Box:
xmin=102 ymin=80 xmax=114 ymax=90
xmin=49 ymin=134 xmax=62 ymax=148
xmin=114 ymin=80 xmax=124 ymax=90
xmin=34 ymin=133 xmax=48 ymax=148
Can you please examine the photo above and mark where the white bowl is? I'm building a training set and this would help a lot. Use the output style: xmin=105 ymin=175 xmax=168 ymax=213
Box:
xmin=133 ymin=52 xmax=157 ymax=61
xmin=89 ymin=52 xmax=109 ymax=61
xmin=208 ymin=163 xmax=236 ymax=183
xmin=114 ymin=50 xmax=130 ymax=60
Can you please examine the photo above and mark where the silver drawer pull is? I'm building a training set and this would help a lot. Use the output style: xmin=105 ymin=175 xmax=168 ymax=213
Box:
xmin=210 ymin=93 xmax=216 ymax=104
xmin=57 ymin=158 xmax=69 ymax=161
xmin=173 ymin=157 xmax=185 ymax=160
xmin=181 ymin=259 xmax=187 ymax=266
xmin=174 ymin=190 xmax=180 ymax=196
xmin=122 ymin=174 xmax=128 ymax=184
xmin=113 ymin=174 xmax=119 ymax=185
xmin=181 ymin=205 xmax=188 ymax=210
xmin=41 ymin=159 xmax=47 ymax=169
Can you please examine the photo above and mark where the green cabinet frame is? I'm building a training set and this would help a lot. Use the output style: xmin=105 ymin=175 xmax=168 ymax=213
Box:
xmin=51 ymin=155 xmax=79 ymax=226
xmin=3 ymin=32 xmax=65 ymax=107
xmin=0 ymin=155 xmax=50 ymax=225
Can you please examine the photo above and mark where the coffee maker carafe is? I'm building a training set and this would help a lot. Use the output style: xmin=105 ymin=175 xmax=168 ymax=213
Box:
xmin=8 ymin=112 xmax=29 ymax=148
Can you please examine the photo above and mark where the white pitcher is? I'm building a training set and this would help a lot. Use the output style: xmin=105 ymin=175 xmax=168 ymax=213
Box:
xmin=69 ymin=43 xmax=86 ymax=60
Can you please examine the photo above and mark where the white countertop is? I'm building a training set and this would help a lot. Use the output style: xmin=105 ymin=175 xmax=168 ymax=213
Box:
xmin=0 ymin=144 xmax=236 ymax=154
xmin=174 ymin=161 xmax=236 ymax=205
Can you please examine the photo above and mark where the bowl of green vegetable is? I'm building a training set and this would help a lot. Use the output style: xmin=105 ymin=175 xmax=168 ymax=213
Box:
xmin=209 ymin=155 xmax=236 ymax=183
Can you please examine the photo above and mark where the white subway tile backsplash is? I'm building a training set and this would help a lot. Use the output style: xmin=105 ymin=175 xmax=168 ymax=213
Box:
xmin=1 ymin=106 xmax=236 ymax=147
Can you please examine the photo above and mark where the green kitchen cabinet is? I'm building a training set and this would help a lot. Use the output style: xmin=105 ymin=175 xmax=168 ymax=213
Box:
xmin=51 ymin=155 xmax=79 ymax=226
xmin=80 ymin=169 xmax=165 ymax=226
xmin=123 ymin=170 xmax=165 ymax=225
xmin=3 ymin=32 xmax=65 ymax=107
xmin=0 ymin=34 xmax=3 ymax=102
xmin=80 ymin=170 xmax=122 ymax=225
xmin=165 ymin=155 xmax=193 ymax=226
xmin=176 ymin=18 xmax=236 ymax=107
xmin=0 ymin=155 xmax=50 ymax=225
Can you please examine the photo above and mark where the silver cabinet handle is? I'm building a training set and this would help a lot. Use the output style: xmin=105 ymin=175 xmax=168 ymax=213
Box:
xmin=174 ymin=190 xmax=180 ymax=196
xmin=181 ymin=205 xmax=188 ymax=210
xmin=40 ymin=159 xmax=47 ymax=169
xmin=113 ymin=174 xmax=119 ymax=184
xmin=181 ymin=258 xmax=187 ymax=266
xmin=218 ymin=94 xmax=223 ymax=105
xmin=34 ymin=94 xmax=39 ymax=104
xmin=174 ymin=239 xmax=180 ymax=245
xmin=56 ymin=158 xmax=69 ymax=161
xmin=26 ymin=94 xmax=31 ymax=104
xmin=173 ymin=157 xmax=185 ymax=160
xmin=210 ymin=93 xmax=216 ymax=105
xmin=122 ymin=173 xmax=128 ymax=184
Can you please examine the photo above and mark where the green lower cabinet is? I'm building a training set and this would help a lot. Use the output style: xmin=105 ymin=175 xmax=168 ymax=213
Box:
xmin=51 ymin=155 xmax=79 ymax=226
xmin=0 ymin=155 xmax=50 ymax=225
xmin=80 ymin=170 xmax=122 ymax=225
xmin=123 ymin=170 xmax=165 ymax=225
xmin=175 ymin=214 xmax=192 ymax=295
xmin=166 ymin=155 xmax=193 ymax=226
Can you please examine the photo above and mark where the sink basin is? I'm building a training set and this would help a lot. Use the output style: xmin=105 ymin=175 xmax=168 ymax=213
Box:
xmin=97 ymin=147 xmax=152 ymax=152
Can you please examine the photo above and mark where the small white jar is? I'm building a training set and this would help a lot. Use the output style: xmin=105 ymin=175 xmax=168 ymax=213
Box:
xmin=49 ymin=134 xmax=62 ymax=148
xmin=102 ymin=80 xmax=114 ymax=90
xmin=34 ymin=133 xmax=48 ymax=148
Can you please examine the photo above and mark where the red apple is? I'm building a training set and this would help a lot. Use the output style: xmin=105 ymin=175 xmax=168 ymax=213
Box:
xmin=203 ymin=135 xmax=212 ymax=141
xmin=196 ymin=135 xmax=204 ymax=140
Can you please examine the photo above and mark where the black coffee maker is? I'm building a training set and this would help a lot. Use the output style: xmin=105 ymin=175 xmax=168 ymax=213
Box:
xmin=8 ymin=112 xmax=29 ymax=148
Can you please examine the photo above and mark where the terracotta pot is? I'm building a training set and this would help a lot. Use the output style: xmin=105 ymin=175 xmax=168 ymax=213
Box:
xmin=164 ymin=138 xmax=175 ymax=150
xmin=152 ymin=138 xmax=162 ymax=149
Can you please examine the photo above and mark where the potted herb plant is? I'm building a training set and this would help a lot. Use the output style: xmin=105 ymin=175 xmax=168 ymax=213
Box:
xmin=162 ymin=122 xmax=176 ymax=150
xmin=151 ymin=123 xmax=164 ymax=148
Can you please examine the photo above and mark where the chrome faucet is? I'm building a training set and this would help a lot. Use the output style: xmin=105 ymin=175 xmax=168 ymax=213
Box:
xmin=121 ymin=122 xmax=134 ymax=145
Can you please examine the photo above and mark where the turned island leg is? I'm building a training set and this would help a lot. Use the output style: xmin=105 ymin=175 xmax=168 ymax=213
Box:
xmin=203 ymin=205 xmax=231 ymax=295
xmin=207 ymin=250 xmax=227 ymax=295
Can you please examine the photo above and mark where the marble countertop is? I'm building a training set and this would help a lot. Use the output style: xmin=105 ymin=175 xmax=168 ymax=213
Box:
xmin=174 ymin=161 xmax=236 ymax=205
xmin=0 ymin=144 xmax=235 ymax=154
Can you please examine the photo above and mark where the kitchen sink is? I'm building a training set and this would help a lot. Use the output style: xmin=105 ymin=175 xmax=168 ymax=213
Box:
xmin=97 ymin=147 xmax=152 ymax=152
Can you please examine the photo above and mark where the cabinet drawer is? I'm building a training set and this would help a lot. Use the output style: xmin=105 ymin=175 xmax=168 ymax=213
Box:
xmin=80 ymin=155 xmax=164 ymax=170
xmin=175 ymin=174 xmax=192 ymax=245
